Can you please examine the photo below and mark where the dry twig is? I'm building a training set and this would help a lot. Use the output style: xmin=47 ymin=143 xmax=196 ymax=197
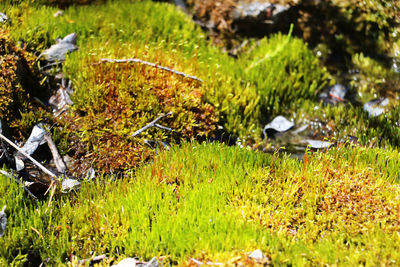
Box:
xmin=132 ymin=112 xmax=173 ymax=137
xmin=44 ymin=133 xmax=67 ymax=174
xmin=96 ymin=58 xmax=203 ymax=82
xmin=0 ymin=133 xmax=57 ymax=179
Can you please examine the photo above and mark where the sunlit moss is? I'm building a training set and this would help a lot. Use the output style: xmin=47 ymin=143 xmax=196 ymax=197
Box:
xmin=0 ymin=28 xmax=51 ymax=140
xmin=1 ymin=142 xmax=400 ymax=265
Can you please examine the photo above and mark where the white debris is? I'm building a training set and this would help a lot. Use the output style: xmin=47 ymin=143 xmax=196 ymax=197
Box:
xmin=39 ymin=33 xmax=78 ymax=63
xmin=363 ymin=98 xmax=389 ymax=117
xmin=0 ymin=205 xmax=7 ymax=237
xmin=264 ymin=115 xmax=295 ymax=136
xmin=15 ymin=123 xmax=47 ymax=171
xmin=190 ymin=258 xmax=204 ymax=265
xmin=61 ymin=178 xmax=81 ymax=193
xmin=305 ymin=139 xmax=332 ymax=149
xmin=111 ymin=258 xmax=137 ymax=267
xmin=0 ymin=13 xmax=8 ymax=23
xmin=248 ymin=249 xmax=265 ymax=260
xmin=145 ymin=257 xmax=159 ymax=267
xmin=53 ymin=10 xmax=63 ymax=17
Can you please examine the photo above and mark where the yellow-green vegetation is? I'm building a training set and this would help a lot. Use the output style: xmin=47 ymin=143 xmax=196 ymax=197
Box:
xmin=0 ymin=28 xmax=50 ymax=140
xmin=1 ymin=142 xmax=400 ymax=265
xmin=1 ymin=0 xmax=400 ymax=265
xmin=351 ymin=53 xmax=400 ymax=102
xmin=2 ymin=0 xmax=333 ymax=171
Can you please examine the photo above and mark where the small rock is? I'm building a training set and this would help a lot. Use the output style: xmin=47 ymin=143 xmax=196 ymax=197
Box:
xmin=264 ymin=115 xmax=295 ymax=137
xmin=363 ymin=97 xmax=389 ymax=117
xmin=61 ymin=33 xmax=77 ymax=45
xmin=49 ymin=86 xmax=74 ymax=114
xmin=39 ymin=33 xmax=78 ymax=63
xmin=319 ymin=84 xmax=348 ymax=105
xmin=329 ymin=84 xmax=348 ymax=101
xmin=248 ymin=249 xmax=265 ymax=260
xmin=112 ymin=258 xmax=137 ymax=267
xmin=173 ymin=0 xmax=189 ymax=13
xmin=61 ymin=178 xmax=81 ymax=193
xmin=0 ymin=205 xmax=7 ymax=237
xmin=86 ymin=167 xmax=96 ymax=181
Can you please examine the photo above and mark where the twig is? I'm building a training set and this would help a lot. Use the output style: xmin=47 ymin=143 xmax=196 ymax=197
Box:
xmin=30 ymin=226 xmax=44 ymax=239
xmin=44 ymin=133 xmax=67 ymax=174
xmin=132 ymin=112 xmax=173 ymax=137
xmin=96 ymin=58 xmax=203 ymax=83
xmin=0 ymin=133 xmax=57 ymax=179
xmin=154 ymin=124 xmax=172 ymax=131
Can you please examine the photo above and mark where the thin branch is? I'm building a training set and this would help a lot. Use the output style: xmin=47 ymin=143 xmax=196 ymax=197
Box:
xmin=44 ymin=133 xmax=67 ymax=174
xmin=132 ymin=112 xmax=173 ymax=137
xmin=154 ymin=123 xmax=172 ymax=131
xmin=0 ymin=133 xmax=57 ymax=179
xmin=96 ymin=58 xmax=203 ymax=83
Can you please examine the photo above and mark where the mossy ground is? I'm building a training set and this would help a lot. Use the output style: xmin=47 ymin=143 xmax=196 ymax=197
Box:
xmin=0 ymin=28 xmax=51 ymax=140
xmin=1 ymin=0 xmax=400 ymax=265
xmin=1 ymin=142 xmax=400 ymax=265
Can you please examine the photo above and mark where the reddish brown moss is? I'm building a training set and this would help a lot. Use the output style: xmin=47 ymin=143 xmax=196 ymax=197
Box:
xmin=59 ymin=54 xmax=218 ymax=174
xmin=236 ymin=150 xmax=400 ymax=239
xmin=0 ymin=28 xmax=50 ymax=140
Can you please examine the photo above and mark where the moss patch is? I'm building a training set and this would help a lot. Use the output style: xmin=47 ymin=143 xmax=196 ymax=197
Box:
xmin=1 ymin=142 xmax=400 ymax=265
xmin=0 ymin=28 xmax=50 ymax=140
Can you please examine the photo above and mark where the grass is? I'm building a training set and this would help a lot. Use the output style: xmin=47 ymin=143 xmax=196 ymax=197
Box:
xmin=2 ymin=142 xmax=400 ymax=265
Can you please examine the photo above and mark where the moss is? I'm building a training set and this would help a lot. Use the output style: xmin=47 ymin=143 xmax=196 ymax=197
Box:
xmin=206 ymin=32 xmax=332 ymax=145
xmin=0 ymin=28 xmax=51 ymax=140
xmin=2 ymin=142 xmax=400 ymax=265
xmin=2 ymin=0 xmax=398 ymax=162
xmin=350 ymin=53 xmax=400 ymax=102
xmin=3 ymin=0 xmax=333 ymax=171
xmin=60 ymin=44 xmax=218 ymax=173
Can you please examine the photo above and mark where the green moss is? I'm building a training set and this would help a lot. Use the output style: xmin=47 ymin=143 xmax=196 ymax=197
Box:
xmin=2 ymin=0 xmax=333 ymax=170
xmin=351 ymin=53 xmax=399 ymax=102
xmin=2 ymin=142 xmax=400 ymax=265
